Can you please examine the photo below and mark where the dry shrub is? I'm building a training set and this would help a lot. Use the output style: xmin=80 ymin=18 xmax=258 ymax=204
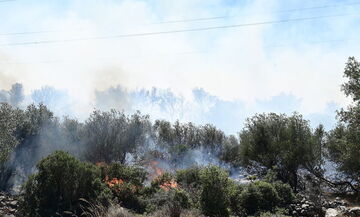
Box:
xmin=80 ymin=199 xmax=134 ymax=217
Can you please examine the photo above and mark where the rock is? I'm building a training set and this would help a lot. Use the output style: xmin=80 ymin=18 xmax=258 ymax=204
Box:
xmin=0 ymin=191 xmax=19 ymax=216
xmin=9 ymin=200 xmax=17 ymax=207
xmin=325 ymin=208 xmax=339 ymax=217
xmin=302 ymin=203 xmax=310 ymax=209
xmin=347 ymin=207 xmax=360 ymax=216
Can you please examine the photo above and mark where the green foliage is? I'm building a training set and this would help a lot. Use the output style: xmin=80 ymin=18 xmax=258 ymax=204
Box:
xmin=228 ymin=181 xmax=244 ymax=216
xmin=273 ymin=182 xmax=295 ymax=206
xmin=237 ymin=181 xmax=279 ymax=216
xmin=112 ymin=182 xmax=146 ymax=213
xmin=19 ymin=151 xmax=112 ymax=217
xmin=153 ymin=120 xmax=227 ymax=165
xmin=199 ymin=165 xmax=230 ymax=217
xmin=220 ymin=135 xmax=241 ymax=166
xmin=84 ymin=110 xmax=151 ymax=164
xmin=0 ymin=103 xmax=20 ymax=164
xmin=239 ymin=113 xmax=324 ymax=189
xmin=176 ymin=166 xmax=202 ymax=188
xmin=326 ymin=57 xmax=360 ymax=194
xmin=175 ymin=167 xmax=202 ymax=209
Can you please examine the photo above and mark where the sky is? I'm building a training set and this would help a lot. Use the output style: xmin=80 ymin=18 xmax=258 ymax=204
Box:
xmin=0 ymin=0 xmax=360 ymax=134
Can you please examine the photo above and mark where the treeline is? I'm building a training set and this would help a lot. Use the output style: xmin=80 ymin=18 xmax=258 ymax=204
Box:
xmin=0 ymin=57 xmax=359 ymax=217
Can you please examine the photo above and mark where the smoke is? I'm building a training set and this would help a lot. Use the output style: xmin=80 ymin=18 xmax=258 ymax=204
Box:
xmin=0 ymin=82 xmax=339 ymax=134
xmin=31 ymin=86 xmax=73 ymax=118
xmin=0 ymin=83 xmax=25 ymax=108
xmin=1 ymin=117 xmax=85 ymax=194
xmin=0 ymin=0 xmax=357 ymax=118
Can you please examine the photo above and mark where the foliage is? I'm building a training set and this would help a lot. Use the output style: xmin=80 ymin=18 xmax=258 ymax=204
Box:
xmin=153 ymin=120 xmax=227 ymax=165
xmin=0 ymin=103 xmax=21 ymax=164
xmin=176 ymin=166 xmax=202 ymax=188
xmin=199 ymin=165 xmax=230 ymax=217
xmin=101 ymin=162 xmax=147 ymax=186
xmin=326 ymin=57 xmax=360 ymax=194
xmin=237 ymin=181 xmax=280 ymax=216
xmin=84 ymin=110 xmax=151 ymax=164
xmin=19 ymin=151 xmax=112 ymax=217
xmin=239 ymin=113 xmax=324 ymax=190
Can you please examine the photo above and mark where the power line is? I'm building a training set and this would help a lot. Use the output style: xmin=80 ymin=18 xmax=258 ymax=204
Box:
xmin=1 ymin=1 xmax=359 ymax=36
xmin=0 ymin=38 xmax=356 ymax=65
xmin=151 ymin=1 xmax=360 ymax=24
xmin=0 ymin=30 xmax=73 ymax=36
xmin=0 ymin=13 xmax=356 ymax=47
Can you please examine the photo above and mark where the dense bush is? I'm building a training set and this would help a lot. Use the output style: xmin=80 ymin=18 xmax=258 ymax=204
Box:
xmin=273 ymin=182 xmax=295 ymax=206
xmin=230 ymin=180 xmax=294 ymax=217
xmin=199 ymin=165 xmax=230 ymax=217
xmin=20 ymin=151 xmax=112 ymax=217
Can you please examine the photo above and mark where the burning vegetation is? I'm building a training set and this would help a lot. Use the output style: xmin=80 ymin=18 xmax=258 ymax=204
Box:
xmin=1 ymin=57 xmax=360 ymax=217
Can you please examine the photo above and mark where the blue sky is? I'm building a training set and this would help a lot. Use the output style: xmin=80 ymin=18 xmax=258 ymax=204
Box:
xmin=0 ymin=0 xmax=359 ymax=133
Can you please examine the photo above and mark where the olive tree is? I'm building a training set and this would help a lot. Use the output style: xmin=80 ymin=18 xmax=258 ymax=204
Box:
xmin=326 ymin=57 xmax=360 ymax=194
xmin=239 ymin=113 xmax=324 ymax=190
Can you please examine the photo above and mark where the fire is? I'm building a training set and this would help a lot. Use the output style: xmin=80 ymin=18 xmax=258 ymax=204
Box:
xmin=148 ymin=160 xmax=178 ymax=191
xmin=104 ymin=176 xmax=124 ymax=188
xmin=95 ymin=162 xmax=107 ymax=167
xmin=160 ymin=180 xmax=178 ymax=191
xmin=148 ymin=160 xmax=164 ymax=180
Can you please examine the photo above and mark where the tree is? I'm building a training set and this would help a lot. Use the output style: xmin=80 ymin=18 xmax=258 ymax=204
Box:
xmin=9 ymin=83 xmax=24 ymax=107
xmin=326 ymin=57 xmax=360 ymax=194
xmin=239 ymin=113 xmax=324 ymax=190
xmin=0 ymin=103 xmax=20 ymax=164
xmin=84 ymin=110 xmax=151 ymax=164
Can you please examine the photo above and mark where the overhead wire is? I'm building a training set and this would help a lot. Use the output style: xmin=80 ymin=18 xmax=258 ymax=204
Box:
xmin=1 ymin=1 xmax=360 ymax=36
xmin=0 ymin=37 xmax=356 ymax=65
xmin=151 ymin=1 xmax=360 ymax=24
xmin=0 ymin=13 xmax=357 ymax=47
xmin=0 ymin=0 xmax=16 ymax=3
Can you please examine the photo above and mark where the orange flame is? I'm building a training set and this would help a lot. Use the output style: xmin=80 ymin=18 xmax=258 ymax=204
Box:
xmin=104 ymin=176 xmax=124 ymax=188
xmin=160 ymin=180 xmax=178 ymax=191
xmin=148 ymin=160 xmax=178 ymax=191
xmin=148 ymin=160 xmax=164 ymax=180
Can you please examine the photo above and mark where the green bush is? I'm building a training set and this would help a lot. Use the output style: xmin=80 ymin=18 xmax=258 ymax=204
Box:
xmin=199 ymin=165 xmax=230 ymax=217
xmin=273 ymin=182 xmax=295 ymax=206
xmin=176 ymin=166 xmax=202 ymax=188
xmin=236 ymin=181 xmax=281 ymax=216
xmin=19 ymin=151 xmax=112 ymax=217
xmin=229 ymin=181 xmax=244 ymax=216
xmin=111 ymin=182 xmax=146 ymax=213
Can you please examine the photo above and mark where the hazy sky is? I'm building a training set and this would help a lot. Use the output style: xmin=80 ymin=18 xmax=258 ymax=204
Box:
xmin=0 ymin=0 xmax=359 ymax=133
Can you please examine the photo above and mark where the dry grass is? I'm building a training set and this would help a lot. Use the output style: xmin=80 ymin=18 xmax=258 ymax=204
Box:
xmin=80 ymin=199 xmax=135 ymax=217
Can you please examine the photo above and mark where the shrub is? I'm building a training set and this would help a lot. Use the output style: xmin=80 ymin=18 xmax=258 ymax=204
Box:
xmin=19 ymin=151 xmax=112 ymax=217
xmin=111 ymin=182 xmax=146 ymax=213
xmin=145 ymin=188 xmax=191 ymax=215
xmin=273 ymin=181 xmax=295 ymax=206
xmin=199 ymin=165 xmax=230 ymax=217
xmin=229 ymin=181 xmax=244 ymax=216
xmin=176 ymin=166 xmax=202 ymax=188
xmin=237 ymin=181 xmax=281 ymax=216
xmin=81 ymin=200 xmax=135 ymax=217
